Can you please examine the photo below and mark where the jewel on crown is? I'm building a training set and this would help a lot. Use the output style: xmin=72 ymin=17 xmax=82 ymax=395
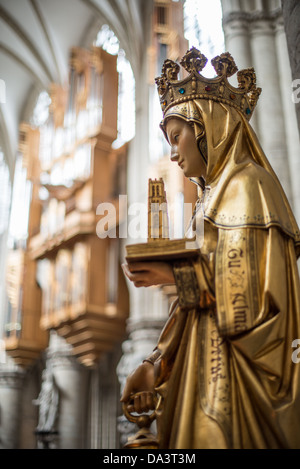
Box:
xmin=155 ymin=47 xmax=261 ymax=121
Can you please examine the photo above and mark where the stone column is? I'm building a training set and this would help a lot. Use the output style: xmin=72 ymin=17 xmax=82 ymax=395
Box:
xmin=221 ymin=6 xmax=259 ymax=136
xmin=20 ymin=363 xmax=40 ymax=449
xmin=221 ymin=2 xmax=296 ymax=208
xmin=281 ymin=0 xmax=300 ymax=137
xmin=249 ymin=13 xmax=292 ymax=202
xmin=0 ymin=363 xmax=25 ymax=449
xmin=274 ymin=12 xmax=300 ymax=222
xmin=89 ymin=349 xmax=124 ymax=449
xmin=45 ymin=332 xmax=88 ymax=449
xmin=116 ymin=318 xmax=166 ymax=447
xmin=221 ymin=9 xmax=252 ymax=71
xmin=119 ymin=0 xmax=169 ymax=392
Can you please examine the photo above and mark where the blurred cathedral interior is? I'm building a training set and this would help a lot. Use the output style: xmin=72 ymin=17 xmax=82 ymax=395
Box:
xmin=0 ymin=0 xmax=299 ymax=449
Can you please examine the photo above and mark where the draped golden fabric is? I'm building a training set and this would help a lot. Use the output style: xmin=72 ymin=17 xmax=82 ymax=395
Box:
xmin=154 ymin=100 xmax=300 ymax=449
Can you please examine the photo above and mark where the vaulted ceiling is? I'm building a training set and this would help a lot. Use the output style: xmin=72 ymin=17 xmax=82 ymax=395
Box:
xmin=0 ymin=0 xmax=150 ymax=177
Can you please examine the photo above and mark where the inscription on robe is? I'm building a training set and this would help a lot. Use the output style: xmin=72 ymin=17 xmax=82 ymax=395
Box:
xmin=227 ymin=245 xmax=249 ymax=333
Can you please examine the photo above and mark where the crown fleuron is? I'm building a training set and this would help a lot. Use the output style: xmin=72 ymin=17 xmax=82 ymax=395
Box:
xmin=155 ymin=47 xmax=261 ymax=121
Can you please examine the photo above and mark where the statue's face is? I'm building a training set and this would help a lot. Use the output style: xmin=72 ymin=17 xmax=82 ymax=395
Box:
xmin=165 ymin=118 xmax=207 ymax=179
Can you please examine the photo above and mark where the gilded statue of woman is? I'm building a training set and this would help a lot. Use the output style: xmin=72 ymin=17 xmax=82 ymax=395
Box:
xmin=121 ymin=48 xmax=300 ymax=449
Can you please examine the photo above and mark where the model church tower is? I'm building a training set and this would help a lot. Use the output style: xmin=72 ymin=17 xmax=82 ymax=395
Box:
xmin=148 ymin=178 xmax=169 ymax=241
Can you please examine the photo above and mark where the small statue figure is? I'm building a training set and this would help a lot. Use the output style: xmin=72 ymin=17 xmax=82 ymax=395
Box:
xmin=33 ymin=367 xmax=59 ymax=443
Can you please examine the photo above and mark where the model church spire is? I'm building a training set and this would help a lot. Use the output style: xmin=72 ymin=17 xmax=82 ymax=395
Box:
xmin=148 ymin=178 xmax=169 ymax=241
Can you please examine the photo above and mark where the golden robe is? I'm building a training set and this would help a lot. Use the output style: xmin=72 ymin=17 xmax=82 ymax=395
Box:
xmin=153 ymin=99 xmax=300 ymax=449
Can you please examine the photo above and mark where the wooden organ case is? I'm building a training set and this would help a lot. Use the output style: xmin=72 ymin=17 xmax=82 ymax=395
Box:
xmin=4 ymin=46 xmax=129 ymax=367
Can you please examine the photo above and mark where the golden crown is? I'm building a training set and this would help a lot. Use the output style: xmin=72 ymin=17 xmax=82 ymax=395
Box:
xmin=155 ymin=47 xmax=261 ymax=121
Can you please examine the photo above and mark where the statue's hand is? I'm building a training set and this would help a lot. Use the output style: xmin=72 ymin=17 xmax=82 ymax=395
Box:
xmin=120 ymin=362 xmax=156 ymax=414
xmin=122 ymin=261 xmax=175 ymax=287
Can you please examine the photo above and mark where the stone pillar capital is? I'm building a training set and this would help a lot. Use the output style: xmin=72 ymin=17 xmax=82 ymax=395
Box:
xmin=0 ymin=366 xmax=25 ymax=389
xmin=223 ymin=8 xmax=283 ymax=37
xmin=222 ymin=16 xmax=250 ymax=38
xmin=222 ymin=11 xmax=250 ymax=27
xmin=249 ymin=18 xmax=274 ymax=36
xmin=274 ymin=12 xmax=284 ymax=35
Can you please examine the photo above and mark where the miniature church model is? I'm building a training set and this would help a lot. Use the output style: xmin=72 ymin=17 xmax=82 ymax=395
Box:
xmin=148 ymin=178 xmax=169 ymax=241
xmin=126 ymin=177 xmax=198 ymax=262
